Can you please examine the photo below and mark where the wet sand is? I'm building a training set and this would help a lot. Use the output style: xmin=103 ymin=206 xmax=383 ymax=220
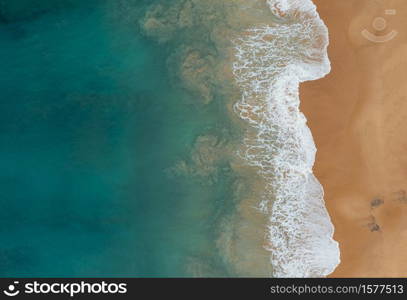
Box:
xmin=301 ymin=0 xmax=407 ymax=277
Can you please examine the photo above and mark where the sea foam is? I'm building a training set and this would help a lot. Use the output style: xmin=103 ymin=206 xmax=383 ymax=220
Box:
xmin=232 ymin=0 xmax=340 ymax=277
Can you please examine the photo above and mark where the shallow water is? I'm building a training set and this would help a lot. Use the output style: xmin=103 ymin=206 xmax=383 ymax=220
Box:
xmin=232 ymin=0 xmax=340 ymax=277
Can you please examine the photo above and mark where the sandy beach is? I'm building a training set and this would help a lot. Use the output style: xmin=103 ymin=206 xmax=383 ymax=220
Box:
xmin=301 ymin=0 xmax=407 ymax=277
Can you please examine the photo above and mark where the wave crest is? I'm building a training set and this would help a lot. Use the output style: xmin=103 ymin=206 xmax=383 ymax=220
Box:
xmin=232 ymin=0 xmax=340 ymax=277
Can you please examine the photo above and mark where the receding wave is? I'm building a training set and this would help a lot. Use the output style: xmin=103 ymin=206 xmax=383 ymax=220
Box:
xmin=232 ymin=0 xmax=340 ymax=277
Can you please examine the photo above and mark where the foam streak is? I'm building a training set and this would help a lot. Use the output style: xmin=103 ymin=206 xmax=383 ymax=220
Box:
xmin=233 ymin=0 xmax=340 ymax=277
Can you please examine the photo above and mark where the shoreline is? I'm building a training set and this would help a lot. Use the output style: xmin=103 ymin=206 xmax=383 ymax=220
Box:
xmin=302 ymin=0 xmax=407 ymax=277
xmin=231 ymin=0 xmax=340 ymax=277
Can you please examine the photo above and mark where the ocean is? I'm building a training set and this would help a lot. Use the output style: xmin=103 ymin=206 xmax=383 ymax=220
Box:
xmin=0 ymin=0 xmax=340 ymax=278
xmin=0 ymin=0 xmax=236 ymax=277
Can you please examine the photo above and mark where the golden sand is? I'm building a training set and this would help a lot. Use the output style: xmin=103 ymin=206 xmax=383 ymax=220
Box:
xmin=301 ymin=0 xmax=407 ymax=277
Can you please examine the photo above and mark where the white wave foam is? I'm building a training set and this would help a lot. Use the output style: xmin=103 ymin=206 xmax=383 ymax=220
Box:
xmin=232 ymin=0 xmax=340 ymax=277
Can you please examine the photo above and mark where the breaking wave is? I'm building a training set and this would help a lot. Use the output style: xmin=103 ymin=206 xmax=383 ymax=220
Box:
xmin=232 ymin=0 xmax=340 ymax=277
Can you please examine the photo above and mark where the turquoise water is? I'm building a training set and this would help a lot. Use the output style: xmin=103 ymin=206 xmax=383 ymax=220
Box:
xmin=0 ymin=0 xmax=232 ymax=277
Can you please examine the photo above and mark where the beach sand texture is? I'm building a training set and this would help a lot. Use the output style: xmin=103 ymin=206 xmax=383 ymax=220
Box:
xmin=302 ymin=0 xmax=407 ymax=277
